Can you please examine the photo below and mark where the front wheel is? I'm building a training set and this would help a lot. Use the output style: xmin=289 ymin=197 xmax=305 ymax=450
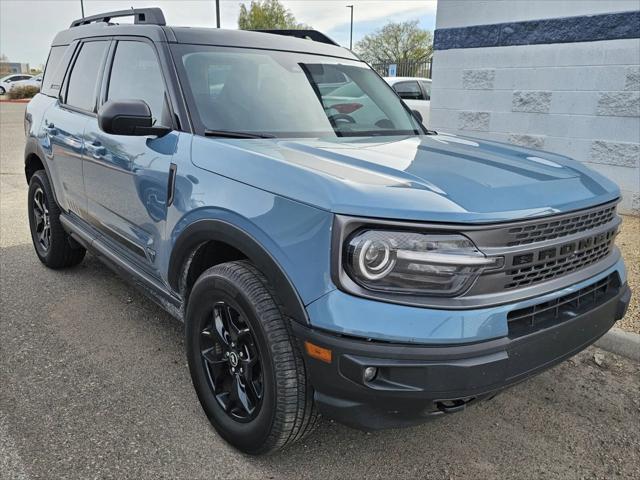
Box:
xmin=185 ymin=260 xmax=318 ymax=454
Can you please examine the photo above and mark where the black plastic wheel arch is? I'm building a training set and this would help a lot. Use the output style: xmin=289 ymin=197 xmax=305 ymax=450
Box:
xmin=168 ymin=219 xmax=309 ymax=325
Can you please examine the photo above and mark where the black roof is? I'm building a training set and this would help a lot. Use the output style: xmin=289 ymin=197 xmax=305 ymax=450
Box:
xmin=52 ymin=22 xmax=358 ymax=61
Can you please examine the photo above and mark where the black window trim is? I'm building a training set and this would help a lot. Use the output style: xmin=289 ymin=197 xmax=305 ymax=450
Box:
xmin=60 ymin=37 xmax=112 ymax=117
xmin=99 ymin=36 xmax=182 ymax=132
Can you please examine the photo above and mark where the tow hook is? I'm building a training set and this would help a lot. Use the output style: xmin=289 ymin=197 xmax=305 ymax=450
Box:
xmin=435 ymin=398 xmax=475 ymax=414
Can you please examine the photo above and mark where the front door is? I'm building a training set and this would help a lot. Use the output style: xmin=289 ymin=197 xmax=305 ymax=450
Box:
xmin=82 ymin=39 xmax=177 ymax=277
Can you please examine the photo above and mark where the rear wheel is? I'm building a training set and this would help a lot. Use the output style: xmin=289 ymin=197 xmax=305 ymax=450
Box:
xmin=27 ymin=170 xmax=85 ymax=268
xmin=185 ymin=260 xmax=318 ymax=454
xmin=0 ymin=86 xmax=5 ymax=95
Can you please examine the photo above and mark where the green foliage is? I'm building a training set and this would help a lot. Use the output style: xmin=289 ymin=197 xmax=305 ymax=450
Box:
xmin=0 ymin=53 xmax=11 ymax=76
xmin=355 ymin=20 xmax=433 ymax=64
xmin=7 ymin=85 xmax=39 ymax=99
xmin=238 ymin=0 xmax=306 ymax=30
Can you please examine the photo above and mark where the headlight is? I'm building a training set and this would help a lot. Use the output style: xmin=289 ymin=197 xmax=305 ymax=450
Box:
xmin=344 ymin=230 xmax=500 ymax=296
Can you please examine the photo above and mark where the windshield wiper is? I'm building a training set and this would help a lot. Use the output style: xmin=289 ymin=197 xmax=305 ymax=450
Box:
xmin=204 ymin=129 xmax=275 ymax=139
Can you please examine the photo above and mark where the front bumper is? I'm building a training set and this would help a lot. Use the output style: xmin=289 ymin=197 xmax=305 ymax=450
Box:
xmin=293 ymin=283 xmax=630 ymax=430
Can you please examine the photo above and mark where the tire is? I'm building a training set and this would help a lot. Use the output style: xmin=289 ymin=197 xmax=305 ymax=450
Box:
xmin=186 ymin=260 xmax=319 ymax=454
xmin=0 ymin=86 xmax=5 ymax=95
xmin=27 ymin=170 xmax=86 ymax=268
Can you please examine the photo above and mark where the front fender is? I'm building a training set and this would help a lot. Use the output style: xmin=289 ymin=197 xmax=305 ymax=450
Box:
xmin=167 ymin=204 xmax=334 ymax=325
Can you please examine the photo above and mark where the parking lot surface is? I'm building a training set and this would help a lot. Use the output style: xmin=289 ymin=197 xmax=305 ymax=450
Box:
xmin=1 ymin=102 xmax=639 ymax=479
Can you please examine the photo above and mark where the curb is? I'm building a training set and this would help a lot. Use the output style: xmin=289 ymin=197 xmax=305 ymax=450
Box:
xmin=0 ymin=99 xmax=31 ymax=103
xmin=595 ymin=327 xmax=640 ymax=362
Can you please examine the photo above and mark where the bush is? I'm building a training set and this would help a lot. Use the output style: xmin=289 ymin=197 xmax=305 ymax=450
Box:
xmin=7 ymin=85 xmax=39 ymax=100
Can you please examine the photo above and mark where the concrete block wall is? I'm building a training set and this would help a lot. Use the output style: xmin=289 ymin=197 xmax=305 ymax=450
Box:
xmin=431 ymin=2 xmax=640 ymax=214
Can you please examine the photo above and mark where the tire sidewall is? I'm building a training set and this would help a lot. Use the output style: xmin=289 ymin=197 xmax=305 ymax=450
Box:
xmin=186 ymin=271 xmax=278 ymax=453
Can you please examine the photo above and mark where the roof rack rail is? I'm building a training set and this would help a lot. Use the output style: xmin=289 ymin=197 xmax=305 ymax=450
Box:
xmin=253 ymin=29 xmax=340 ymax=46
xmin=70 ymin=7 xmax=166 ymax=28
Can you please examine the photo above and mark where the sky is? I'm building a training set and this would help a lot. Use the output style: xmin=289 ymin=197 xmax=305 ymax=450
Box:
xmin=0 ymin=0 xmax=437 ymax=68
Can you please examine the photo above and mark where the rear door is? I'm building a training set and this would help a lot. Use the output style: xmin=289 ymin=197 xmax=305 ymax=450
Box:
xmin=43 ymin=39 xmax=110 ymax=216
xmin=82 ymin=38 xmax=178 ymax=277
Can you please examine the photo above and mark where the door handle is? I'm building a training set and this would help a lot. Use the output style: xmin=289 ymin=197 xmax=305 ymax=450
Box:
xmin=86 ymin=141 xmax=106 ymax=159
xmin=44 ymin=123 xmax=58 ymax=136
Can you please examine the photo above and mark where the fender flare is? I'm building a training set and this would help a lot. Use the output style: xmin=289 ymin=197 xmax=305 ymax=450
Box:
xmin=24 ymin=136 xmax=63 ymax=207
xmin=168 ymin=219 xmax=309 ymax=325
xmin=24 ymin=136 xmax=48 ymax=180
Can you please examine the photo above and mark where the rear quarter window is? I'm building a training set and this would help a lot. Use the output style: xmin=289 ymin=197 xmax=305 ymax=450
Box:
xmin=41 ymin=45 xmax=72 ymax=97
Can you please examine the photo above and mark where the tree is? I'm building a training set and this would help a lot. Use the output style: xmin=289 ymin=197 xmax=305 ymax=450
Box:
xmin=355 ymin=20 xmax=433 ymax=65
xmin=0 ymin=53 xmax=11 ymax=76
xmin=238 ymin=0 xmax=307 ymax=30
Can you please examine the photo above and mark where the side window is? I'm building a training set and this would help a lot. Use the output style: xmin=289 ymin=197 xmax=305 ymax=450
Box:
xmin=393 ymin=81 xmax=424 ymax=101
xmin=41 ymin=45 xmax=73 ymax=97
xmin=420 ymin=80 xmax=431 ymax=100
xmin=107 ymin=41 xmax=167 ymax=124
xmin=65 ymin=41 xmax=109 ymax=111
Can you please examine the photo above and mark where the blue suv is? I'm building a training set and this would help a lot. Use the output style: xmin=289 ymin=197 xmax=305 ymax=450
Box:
xmin=25 ymin=8 xmax=630 ymax=454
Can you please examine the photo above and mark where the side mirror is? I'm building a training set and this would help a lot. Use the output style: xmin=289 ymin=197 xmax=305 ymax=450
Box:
xmin=412 ymin=109 xmax=423 ymax=123
xmin=98 ymin=99 xmax=170 ymax=137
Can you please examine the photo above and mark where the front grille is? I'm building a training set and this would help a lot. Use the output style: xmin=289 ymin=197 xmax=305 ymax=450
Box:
xmin=505 ymin=230 xmax=616 ymax=289
xmin=505 ymin=204 xmax=616 ymax=246
xmin=507 ymin=273 xmax=620 ymax=338
xmin=458 ymin=201 xmax=621 ymax=297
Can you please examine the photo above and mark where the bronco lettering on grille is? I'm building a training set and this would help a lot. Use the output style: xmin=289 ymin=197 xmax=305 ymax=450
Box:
xmin=511 ymin=228 xmax=616 ymax=267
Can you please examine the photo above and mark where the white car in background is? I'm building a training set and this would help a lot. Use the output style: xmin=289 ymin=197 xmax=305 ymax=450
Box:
xmin=384 ymin=77 xmax=431 ymax=126
xmin=0 ymin=73 xmax=33 ymax=95
xmin=8 ymin=74 xmax=43 ymax=91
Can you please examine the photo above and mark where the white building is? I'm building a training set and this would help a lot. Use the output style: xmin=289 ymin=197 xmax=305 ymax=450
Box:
xmin=430 ymin=1 xmax=640 ymax=213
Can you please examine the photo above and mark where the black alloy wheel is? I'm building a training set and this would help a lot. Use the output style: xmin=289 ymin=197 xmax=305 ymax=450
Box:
xmin=32 ymin=186 xmax=51 ymax=253
xmin=199 ymin=301 xmax=263 ymax=422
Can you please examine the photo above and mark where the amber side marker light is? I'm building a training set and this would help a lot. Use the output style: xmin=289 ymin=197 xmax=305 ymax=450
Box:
xmin=304 ymin=341 xmax=332 ymax=363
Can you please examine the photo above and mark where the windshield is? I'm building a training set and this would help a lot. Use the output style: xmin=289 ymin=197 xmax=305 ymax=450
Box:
xmin=172 ymin=45 xmax=424 ymax=138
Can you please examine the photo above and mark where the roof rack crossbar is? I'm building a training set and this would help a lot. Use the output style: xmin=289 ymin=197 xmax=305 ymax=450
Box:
xmin=70 ymin=7 xmax=166 ymax=28
xmin=253 ymin=29 xmax=340 ymax=46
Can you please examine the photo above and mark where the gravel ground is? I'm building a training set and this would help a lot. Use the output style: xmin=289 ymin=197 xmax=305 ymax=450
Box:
xmin=1 ymin=102 xmax=639 ymax=479
xmin=616 ymin=215 xmax=639 ymax=333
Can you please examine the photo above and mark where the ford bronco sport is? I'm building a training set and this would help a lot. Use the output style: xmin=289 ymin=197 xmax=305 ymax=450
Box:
xmin=24 ymin=8 xmax=631 ymax=455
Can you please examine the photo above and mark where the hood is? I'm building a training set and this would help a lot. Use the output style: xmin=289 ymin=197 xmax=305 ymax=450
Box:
xmin=191 ymin=133 xmax=620 ymax=223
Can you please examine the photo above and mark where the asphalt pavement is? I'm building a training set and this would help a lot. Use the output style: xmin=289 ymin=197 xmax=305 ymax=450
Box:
xmin=1 ymin=102 xmax=639 ymax=479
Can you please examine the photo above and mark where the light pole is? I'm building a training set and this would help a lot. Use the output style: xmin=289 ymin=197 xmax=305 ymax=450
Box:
xmin=215 ymin=0 xmax=221 ymax=28
xmin=80 ymin=0 xmax=85 ymax=17
xmin=346 ymin=5 xmax=354 ymax=50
